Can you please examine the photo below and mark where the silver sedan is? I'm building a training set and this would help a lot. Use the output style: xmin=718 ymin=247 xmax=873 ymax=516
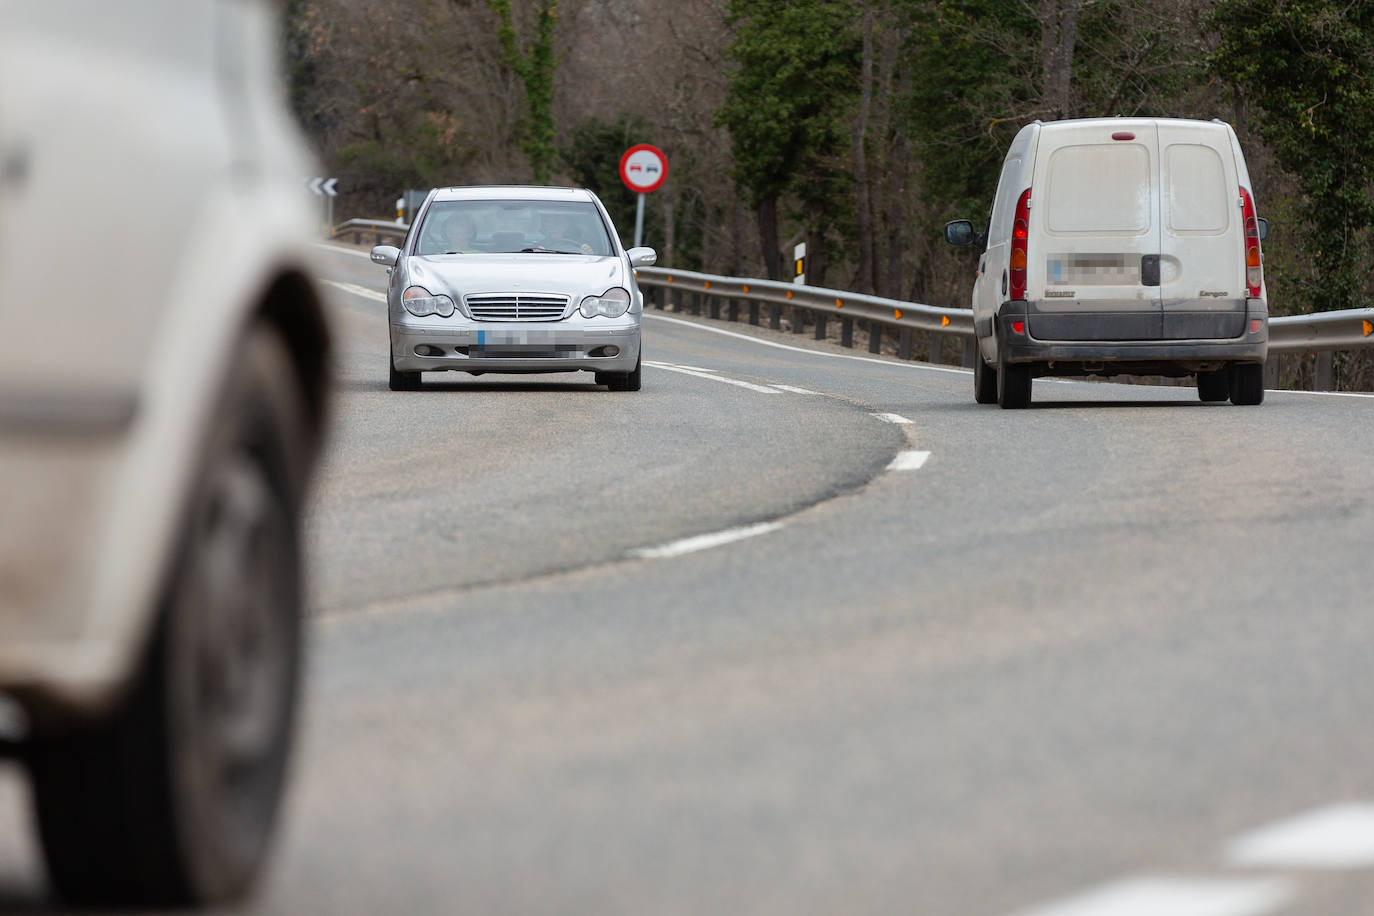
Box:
xmin=370 ymin=186 xmax=656 ymax=391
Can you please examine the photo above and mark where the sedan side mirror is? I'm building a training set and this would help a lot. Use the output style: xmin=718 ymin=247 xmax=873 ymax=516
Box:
xmin=944 ymin=220 xmax=975 ymax=247
xmin=627 ymin=247 xmax=657 ymax=268
xmin=371 ymin=245 xmax=400 ymax=267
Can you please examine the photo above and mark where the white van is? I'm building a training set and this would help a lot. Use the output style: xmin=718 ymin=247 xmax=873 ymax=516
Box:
xmin=945 ymin=118 xmax=1269 ymax=408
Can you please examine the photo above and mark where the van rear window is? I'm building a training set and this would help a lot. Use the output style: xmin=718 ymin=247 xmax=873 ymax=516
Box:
xmin=1045 ymin=144 xmax=1151 ymax=234
xmin=1164 ymin=144 xmax=1229 ymax=234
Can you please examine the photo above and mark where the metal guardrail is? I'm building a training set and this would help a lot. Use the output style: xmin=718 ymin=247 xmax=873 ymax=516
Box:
xmin=332 ymin=218 xmax=409 ymax=245
xmin=635 ymin=266 xmax=1374 ymax=369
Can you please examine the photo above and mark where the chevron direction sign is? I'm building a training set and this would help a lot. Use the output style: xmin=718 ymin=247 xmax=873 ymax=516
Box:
xmin=307 ymin=177 xmax=339 ymax=197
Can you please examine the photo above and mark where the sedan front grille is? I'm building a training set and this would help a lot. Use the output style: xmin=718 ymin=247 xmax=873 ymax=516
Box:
xmin=465 ymin=294 xmax=569 ymax=322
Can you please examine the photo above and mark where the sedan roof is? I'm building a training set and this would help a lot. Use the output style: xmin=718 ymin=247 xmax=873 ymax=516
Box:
xmin=431 ymin=186 xmax=595 ymax=202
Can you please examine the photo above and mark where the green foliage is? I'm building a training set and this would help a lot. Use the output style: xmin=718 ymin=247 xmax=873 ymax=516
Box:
xmin=1209 ymin=0 xmax=1374 ymax=311
xmin=489 ymin=0 xmax=559 ymax=183
xmin=560 ymin=115 xmax=663 ymax=248
xmin=715 ymin=0 xmax=859 ymax=216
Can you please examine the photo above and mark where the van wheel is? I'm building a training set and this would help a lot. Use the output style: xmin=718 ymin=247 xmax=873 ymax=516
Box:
xmin=1197 ymin=369 xmax=1229 ymax=402
xmin=1229 ymin=363 xmax=1264 ymax=406
xmin=27 ymin=324 xmax=306 ymax=907
xmin=973 ymin=346 xmax=998 ymax=404
xmin=997 ymin=348 xmax=1031 ymax=409
xmin=389 ymin=364 xmax=421 ymax=391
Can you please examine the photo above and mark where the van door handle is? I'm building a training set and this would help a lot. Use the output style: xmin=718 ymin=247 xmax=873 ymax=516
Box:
xmin=1141 ymin=254 xmax=1160 ymax=287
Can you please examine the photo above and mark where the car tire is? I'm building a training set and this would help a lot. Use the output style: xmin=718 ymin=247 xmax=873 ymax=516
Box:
xmin=1197 ymin=369 xmax=1230 ymax=402
xmin=389 ymin=363 xmax=421 ymax=391
xmin=26 ymin=323 xmax=308 ymax=908
xmin=996 ymin=346 xmax=1031 ymax=409
xmin=600 ymin=353 xmax=642 ymax=392
xmin=1229 ymin=363 xmax=1264 ymax=406
xmin=973 ymin=342 xmax=998 ymax=405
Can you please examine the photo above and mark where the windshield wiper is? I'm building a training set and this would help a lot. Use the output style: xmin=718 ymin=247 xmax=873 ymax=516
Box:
xmin=519 ymin=246 xmax=580 ymax=255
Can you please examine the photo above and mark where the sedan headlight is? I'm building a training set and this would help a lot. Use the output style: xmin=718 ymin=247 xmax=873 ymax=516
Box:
xmin=402 ymin=285 xmax=456 ymax=318
xmin=580 ymin=287 xmax=631 ymax=319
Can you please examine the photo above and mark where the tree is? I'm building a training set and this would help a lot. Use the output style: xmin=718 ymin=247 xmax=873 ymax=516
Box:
xmin=716 ymin=0 xmax=859 ymax=283
xmin=489 ymin=0 xmax=560 ymax=183
xmin=1209 ymin=0 xmax=1374 ymax=313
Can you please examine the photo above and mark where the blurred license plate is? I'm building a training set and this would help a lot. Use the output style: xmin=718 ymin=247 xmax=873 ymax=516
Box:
xmin=477 ymin=330 xmax=556 ymax=345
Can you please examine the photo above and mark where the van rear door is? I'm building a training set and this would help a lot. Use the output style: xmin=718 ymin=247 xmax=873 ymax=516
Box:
xmin=1157 ymin=122 xmax=1246 ymax=339
xmin=1031 ymin=121 xmax=1162 ymax=340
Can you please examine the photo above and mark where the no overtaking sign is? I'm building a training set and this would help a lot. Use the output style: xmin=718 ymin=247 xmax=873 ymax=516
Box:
xmin=619 ymin=145 xmax=668 ymax=193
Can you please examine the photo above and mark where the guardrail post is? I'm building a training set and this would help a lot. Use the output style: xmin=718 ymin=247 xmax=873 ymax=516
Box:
xmin=962 ymin=338 xmax=976 ymax=368
xmin=814 ymin=314 xmax=827 ymax=340
xmin=727 ymin=299 xmax=739 ymax=322
xmin=769 ymin=303 xmax=781 ymax=330
xmin=868 ymin=323 xmax=882 ymax=354
xmin=928 ymin=332 xmax=942 ymax=364
xmin=672 ymin=289 xmax=682 ymax=312
xmin=708 ymin=296 xmax=720 ymax=320
xmin=841 ymin=317 xmax=853 ymax=348
xmin=691 ymin=293 xmax=702 ymax=316
xmin=1264 ymin=355 xmax=1279 ymax=389
xmin=1316 ymin=351 xmax=1334 ymax=391
xmin=749 ymin=301 xmax=760 ymax=326
xmin=792 ymin=306 xmax=806 ymax=334
xmin=899 ymin=328 xmax=913 ymax=360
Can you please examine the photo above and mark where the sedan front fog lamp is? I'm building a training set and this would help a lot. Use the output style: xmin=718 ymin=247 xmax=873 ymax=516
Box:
xmin=402 ymin=285 xmax=456 ymax=318
xmin=580 ymin=286 xmax=631 ymax=319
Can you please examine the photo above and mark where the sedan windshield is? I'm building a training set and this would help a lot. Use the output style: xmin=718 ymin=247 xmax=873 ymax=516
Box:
xmin=415 ymin=200 xmax=614 ymax=256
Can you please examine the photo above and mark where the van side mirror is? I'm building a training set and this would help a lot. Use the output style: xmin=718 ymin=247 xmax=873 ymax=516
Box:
xmin=371 ymin=245 xmax=400 ymax=267
xmin=1255 ymin=217 xmax=1269 ymax=241
xmin=944 ymin=220 xmax=975 ymax=247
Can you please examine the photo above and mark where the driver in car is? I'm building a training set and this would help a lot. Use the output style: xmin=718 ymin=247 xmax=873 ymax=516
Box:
xmin=539 ymin=212 xmax=594 ymax=254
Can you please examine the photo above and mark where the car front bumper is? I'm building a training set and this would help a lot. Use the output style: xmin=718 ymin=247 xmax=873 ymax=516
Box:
xmin=390 ymin=316 xmax=641 ymax=373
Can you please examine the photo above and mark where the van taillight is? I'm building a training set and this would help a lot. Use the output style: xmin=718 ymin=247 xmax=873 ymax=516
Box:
xmin=1010 ymin=188 xmax=1031 ymax=301
xmin=1240 ymin=186 xmax=1262 ymax=298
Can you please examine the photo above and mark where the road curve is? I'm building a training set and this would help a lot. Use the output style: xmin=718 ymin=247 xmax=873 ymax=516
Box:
xmin=0 ymin=244 xmax=1371 ymax=915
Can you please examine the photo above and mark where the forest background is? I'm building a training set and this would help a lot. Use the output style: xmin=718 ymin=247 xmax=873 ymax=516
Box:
xmin=286 ymin=0 xmax=1374 ymax=387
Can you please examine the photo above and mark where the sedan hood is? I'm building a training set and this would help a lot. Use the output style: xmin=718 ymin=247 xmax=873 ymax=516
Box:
xmin=407 ymin=254 xmax=626 ymax=299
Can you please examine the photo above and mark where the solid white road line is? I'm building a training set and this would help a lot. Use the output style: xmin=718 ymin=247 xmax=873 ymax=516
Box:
xmin=643 ymin=312 xmax=972 ymax=375
xmin=1008 ymin=876 xmax=1294 ymax=916
xmin=1225 ymin=802 xmax=1374 ymax=869
xmin=321 ymin=279 xmax=385 ymax=302
xmin=629 ymin=521 xmax=784 ymax=560
xmin=771 ymin=384 xmax=820 ymax=394
xmin=643 ymin=361 xmax=781 ymax=394
xmin=871 ymin=412 xmax=912 ymax=424
xmin=886 ymin=450 xmax=930 ymax=471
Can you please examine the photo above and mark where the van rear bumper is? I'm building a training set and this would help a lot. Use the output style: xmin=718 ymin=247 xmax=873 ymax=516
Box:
xmin=995 ymin=299 xmax=1268 ymax=367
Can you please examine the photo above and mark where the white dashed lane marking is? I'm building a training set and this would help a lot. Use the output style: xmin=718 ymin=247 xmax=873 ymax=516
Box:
xmin=870 ymin=412 xmax=912 ymax=424
xmin=886 ymin=450 xmax=930 ymax=472
xmin=321 ymin=279 xmax=385 ymax=302
xmin=1226 ymin=803 xmax=1374 ymax=870
xmin=771 ymin=384 xmax=820 ymax=394
xmin=628 ymin=521 xmax=784 ymax=560
xmin=1007 ymin=876 xmax=1293 ymax=916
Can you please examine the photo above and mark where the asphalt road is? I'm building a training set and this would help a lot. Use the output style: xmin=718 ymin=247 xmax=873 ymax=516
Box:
xmin=2 ymin=244 xmax=1373 ymax=915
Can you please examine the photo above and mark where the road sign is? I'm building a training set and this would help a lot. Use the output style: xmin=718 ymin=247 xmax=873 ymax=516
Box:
xmin=619 ymin=145 xmax=668 ymax=194
xmin=307 ymin=177 xmax=339 ymax=197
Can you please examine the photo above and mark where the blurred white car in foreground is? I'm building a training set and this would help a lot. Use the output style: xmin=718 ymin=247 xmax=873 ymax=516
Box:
xmin=0 ymin=0 xmax=329 ymax=906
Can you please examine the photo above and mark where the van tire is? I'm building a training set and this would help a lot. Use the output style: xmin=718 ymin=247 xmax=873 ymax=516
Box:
xmin=997 ymin=349 xmax=1032 ymax=409
xmin=973 ymin=348 xmax=998 ymax=404
xmin=1197 ymin=370 xmax=1229 ymax=402
xmin=1229 ymin=364 xmax=1264 ymax=406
